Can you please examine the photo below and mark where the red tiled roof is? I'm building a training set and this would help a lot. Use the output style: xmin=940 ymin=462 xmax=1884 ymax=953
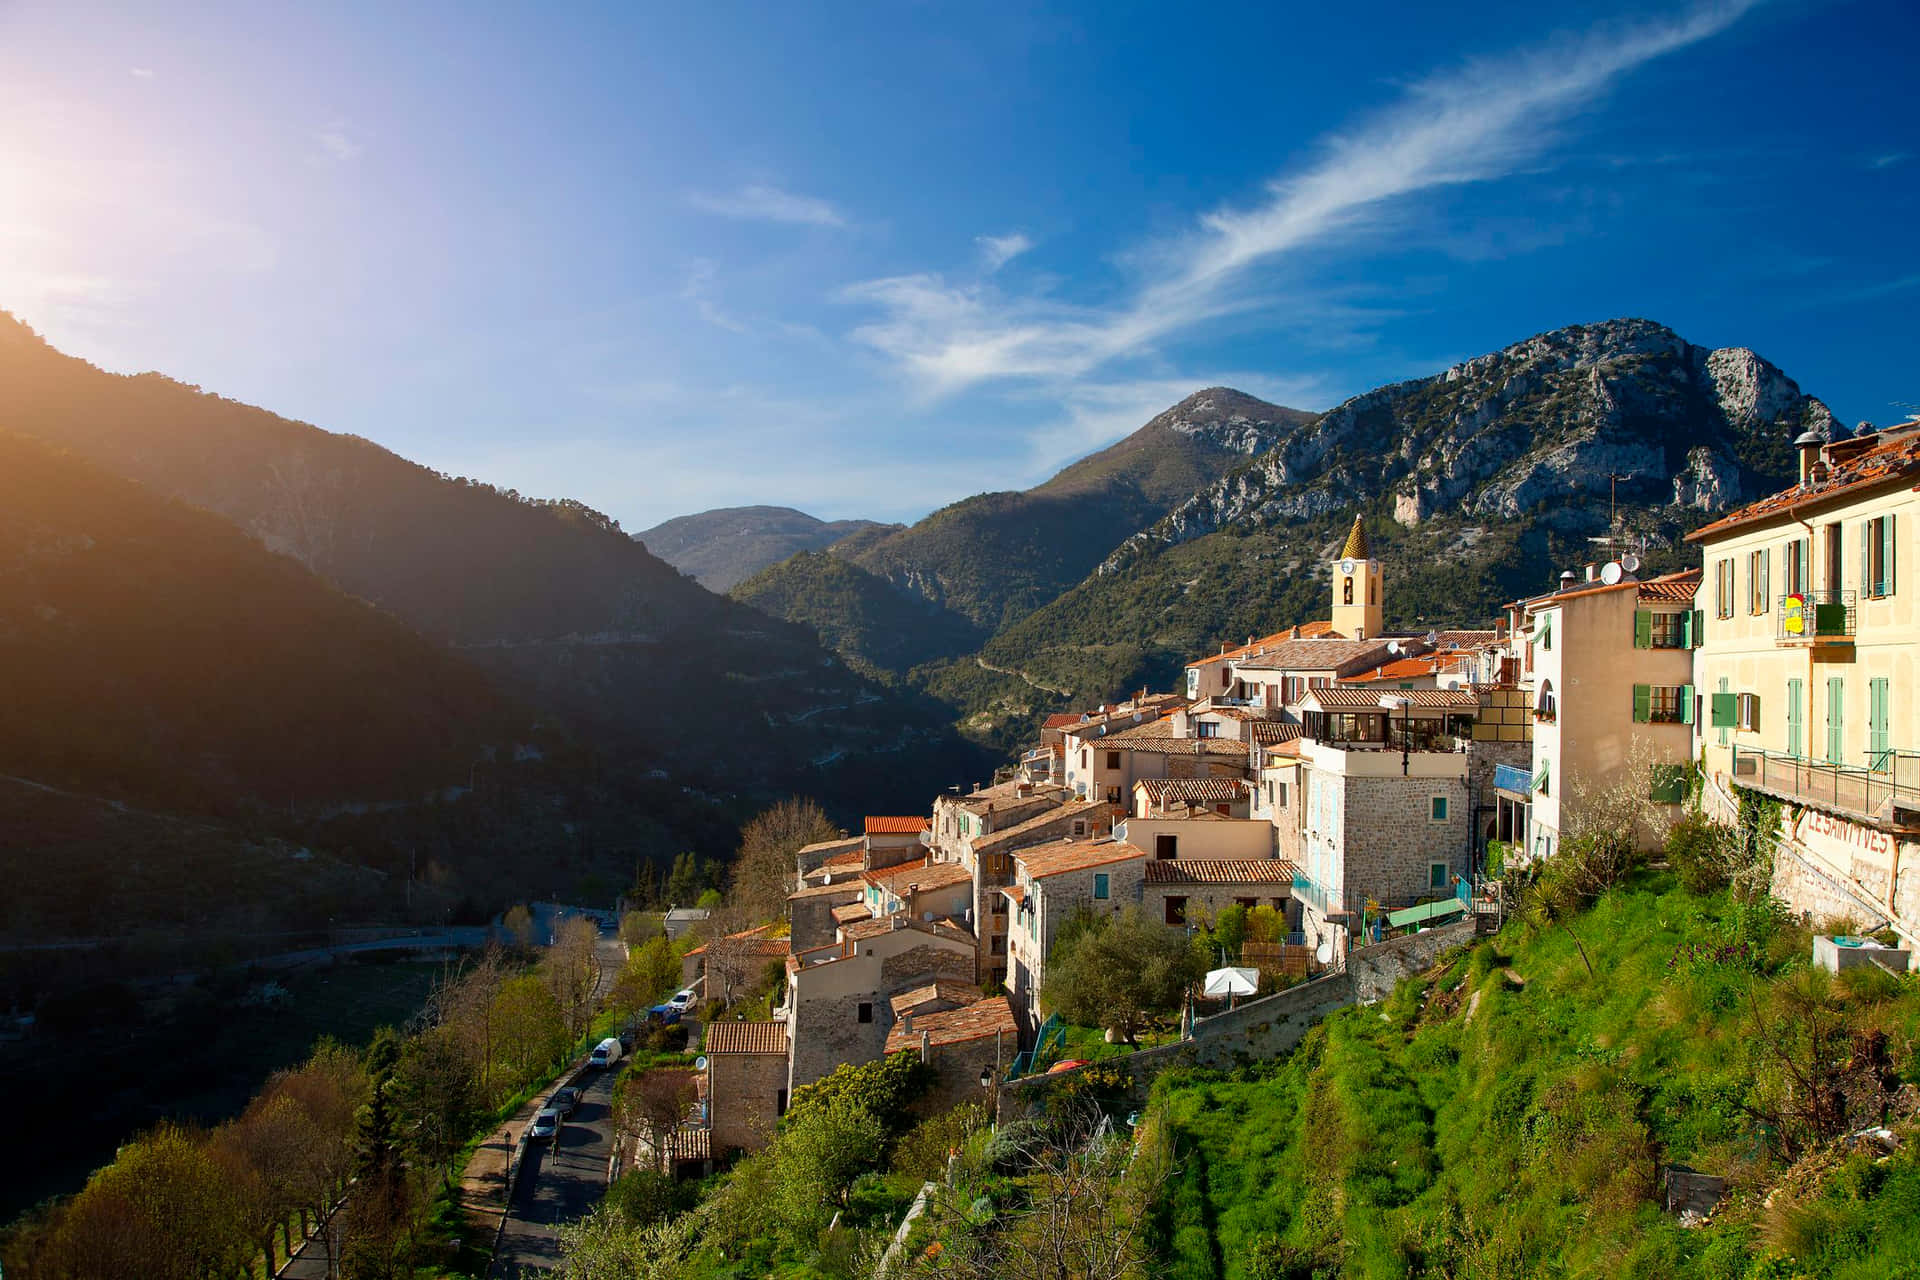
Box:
xmin=867 ymin=860 xmax=973 ymax=895
xmin=1250 ymin=722 xmax=1302 ymax=746
xmin=666 ymin=1127 xmax=711 ymax=1162
xmin=1043 ymin=713 xmax=1083 ymax=729
xmin=1341 ymin=656 xmax=1446 ymax=683
xmin=865 ymin=816 xmax=928 ymax=836
xmin=972 ymin=799 xmax=1114 ymax=852
xmin=1687 ymin=426 xmax=1920 ymax=542
xmin=797 ymin=836 xmax=863 ymax=859
xmin=888 ymin=981 xmax=982 ymax=1018
xmin=1637 ymin=570 xmax=1702 ymax=603
xmin=1016 ymin=838 xmax=1148 ymax=880
xmin=683 ymin=922 xmax=784 ymax=957
xmin=1137 ymin=778 xmax=1243 ymax=805
xmin=1000 ymin=884 xmax=1026 ymax=906
xmin=1301 ymin=687 xmax=1479 ymax=711
xmin=831 ymin=902 xmax=871 ymax=924
xmin=704 ymin=1021 xmax=789 ymax=1055
xmin=884 ymin=995 xmax=1019 ymax=1052
xmin=1143 ymin=859 xmax=1299 ymax=885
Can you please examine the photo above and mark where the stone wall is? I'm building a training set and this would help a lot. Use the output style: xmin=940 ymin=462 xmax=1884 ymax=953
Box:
xmin=789 ymin=886 xmax=863 ymax=952
xmin=1338 ymin=773 xmax=1471 ymax=906
xmin=709 ymin=1051 xmax=787 ymax=1154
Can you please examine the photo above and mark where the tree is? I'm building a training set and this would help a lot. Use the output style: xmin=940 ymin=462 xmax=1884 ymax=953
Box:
xmin=45 ymin=1123 xmax=255 ymax=1280
xmin=611 ymin=935 xmax=682 ymax=1022
xmin=432 ymin=949 xmax=509 ymax=1104
xmin=1042 ymin=907 xmax=1203 ymax=1044
xmin=504 ymin=903 xmax=537 ymax=949
xmin=343 ymin=1036 xmax=411 ymax=1280
xmin=544 ymin=915 xmax=606 ymax=1041
xmin=769 ymin=1095 xmax=887 ymax=1239
xmin=493 ymin=974 xmax=570 ymax=1081
xmin=391 ymin=1025 xmax=479 ymax=1186
xmin=728 ymin=797 xmax=842 ymax=923
xmin=663 ymin=853 xmax=708 ymax=909
xmin=613 ymin=1069 xmax=697 ymax=1174
xmin=785 ymin=1050 xmax=931 ymax=1137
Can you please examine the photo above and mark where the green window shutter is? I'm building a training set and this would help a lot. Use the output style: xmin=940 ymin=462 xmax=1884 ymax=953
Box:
xmin=1691 ymin=609 xmax=1705 ymax=648
xmin=1827 ymin=678 xmax=1845 ymax=763
xmin=1748 ymin=694 xmax=1760 ymax=734
xmin=1870 ymin=678 xmax=1890 ymax=766
xmin=1538 ymin=615 xmax=1551 ymax=649
xmin=1885 ymin=515 xmax=1897 ymax=596
xmin=1786 ymin=678 xmax=1803 ymax=759
xmin=1533 ymin=761 xmax=1551 ymax=794
xmin=1863 ymin=521 xmax=1874 ymax=594
xmin=1682 ymin=686 xmax=1697 ymax=725
xmin=1799 ymin=538 xmax=1812 ymax=594
xmin=1633 ymin=610 xmax=1653 ymax=648
xmin=1632 ymin=684 xmax=1651 ymax=723
xmin=1709 ymin=692 xmax=1736 ymax=728
xmin=1649 ymin=764 xmax=1685 ymax=804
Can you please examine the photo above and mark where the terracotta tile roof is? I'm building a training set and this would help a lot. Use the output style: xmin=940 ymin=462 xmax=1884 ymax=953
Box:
xmin=1637 ymin=570 xmax=1702 ymax=603
xmin=1100 ymin=724 xmax=1252 ymax=756
xmin=1227 ymin=638 xmax=1393 ymax=673
xmin=888 ymin=981 xmax=982 ymax=1019
xmin=1143 ymin=859 xmax=1300 ymax=885
xmin=972 ymin=799 xmax=1114 ymax=852
xmin=797 ymin=836 xmax=864 ymax=859
xmin=1433 ymin=630 xmax=1497 ymax=647
xmin=1016 ymin=838 xmax=1148 ymax=880
xmin=683 ymin=922 xmax=784 ymax=957
xmin=1687 ymin=426 xmax=1920 ymax=542
xmin=1137 ymin=778 xmax=1243 ymax=806
xmin=831 ymin=902 xmax=872 ymax=924
xmin=884 ymin=995 xmax=1020 ymax=1052
xmin=664 ymin=1127 xmax=711 ymax=1162
xmin=946 ymin=778 xmax=1070 ymax=811
xmin=865 ymin=816 xmax=928 ymax=836
xmin=704 ymin=1021 xmax=789 ymax=1055
xmin=1301 ymin=687 xmax=1479 ymax=711
xmin=838 ymin=915 xmax=975 ymax=946
xmin=1042 ymin=713 xmax=1083 ymax=730
xmin=787 ymin=880 xmax=863 ymax=901
xmin=869 ymin=860 xmax=973 ymax=895
xmin=1187 ymin=622 xmax=1342 ymax=670
xmin=1000 ymin=884 xmax=1026 ymax=906
xmin=1250 ymin=722 xmax=1302 ymax=746
xmin=1054 ymin=696 xmax=1188 ymax=739
xmin=1202 ymin=706 xmax=1262 ymax=721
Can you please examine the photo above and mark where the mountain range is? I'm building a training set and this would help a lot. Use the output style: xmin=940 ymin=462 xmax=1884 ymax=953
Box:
xmin=636 ymin=506 xmax=894 ymax=591
xmin=700 ymin=319 xmax=1833 ymax=752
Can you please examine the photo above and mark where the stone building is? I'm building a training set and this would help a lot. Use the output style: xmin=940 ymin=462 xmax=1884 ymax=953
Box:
xmin=703 ymin=1020 xmax=789 ymax=1155
xmin=783 ymin=915 xmax=977 ymax=1093
xmin=1004 ymin=836 xmax=1149 ymax=1029
xmin=1138 ymin=859 xmax=1297 ymax=932
xmin=886 ymin=995 xmax=1020 ymax=1117
xmin=785 ymin=880 xmax=863 ymax=951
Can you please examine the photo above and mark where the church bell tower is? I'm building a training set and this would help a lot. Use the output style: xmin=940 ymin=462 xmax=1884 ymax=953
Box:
xmin=1330 ymin=514 xmax=1384 ymax=639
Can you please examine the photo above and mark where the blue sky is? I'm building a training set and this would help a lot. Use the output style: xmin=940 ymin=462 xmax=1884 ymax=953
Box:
xmin=1 ymin=1 xmax=1915 ymax=530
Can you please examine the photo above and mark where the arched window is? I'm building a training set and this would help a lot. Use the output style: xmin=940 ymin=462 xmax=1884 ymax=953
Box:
xmin=1342 ymin=577 xmax=1354 ymax=605
xmin=1369 ymin=577 xmax=1377 ymax=604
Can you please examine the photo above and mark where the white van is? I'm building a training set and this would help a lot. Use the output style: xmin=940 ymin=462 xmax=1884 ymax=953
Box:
xmin=589 ymin=1037 xmax=621 ymax=1069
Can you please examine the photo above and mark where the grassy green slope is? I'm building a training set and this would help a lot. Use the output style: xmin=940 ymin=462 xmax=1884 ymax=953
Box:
xmin=1150 ymin=875 xmax=1920 ymax=1280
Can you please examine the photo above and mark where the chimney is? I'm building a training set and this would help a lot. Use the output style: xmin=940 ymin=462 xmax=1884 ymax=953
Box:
xmin=1584 ymin=564 xmax=1598 ymax=582
xmin=1795 ymin=428 xmax=1826 ymax=484
xmin=1290 ymin=625 xmax=1300 ymax=639
xmin=1558 ymin=570 xmax=1577 ymax=592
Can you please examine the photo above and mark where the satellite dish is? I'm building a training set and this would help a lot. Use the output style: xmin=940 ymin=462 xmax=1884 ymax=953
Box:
xmin=694 ymin=1056 xmax=709 ymax=1072
xmin=1600 ymin=562 xmax=1624 ymax=586
xmin=1424 ymin=631 xmax=1439 ymax=647
xmin=1315 ymin=942 xmax=1333 ymax=966
xmin=1386 ymin=640 xmax=1402 ymax=656
xmin=1621 ymin=554 xmax=1642 ymax=573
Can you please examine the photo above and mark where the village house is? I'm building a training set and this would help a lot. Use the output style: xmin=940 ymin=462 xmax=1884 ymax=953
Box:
xmin=1003 ymin=835 xmax=1150 ymax=1028
xmin=794 ymin=834 xmax=865 ymax=883
xmin=863 ymin=815 xmax=931 ymax=866
xmin=948 ymin=795 xmax=1116 ymax=987
xmin=1510 ymin=567 xmax=1703 ymax=862
xmin=785 ymin=879 xmax=864 ymax=951
xmin=1687 ymin=420 xmax=1920 ymax=942
xmin=781 ymin=914 xmax=978 ymax=1092
xmin=681 ymin=922 xmax=790 ymax=1002
xmin=1064 ymin=717 xmax=1251 ymax=805
xmin=885 ymin=994 xmax=1021 ymax=1115
xmin=1139 ymin=858 xmax=1298 ymax=935
xmin=702 ymin=1020 xmax=789 ymax=1155
xmin=1117 ymin=779 xmax=1273 ymax=862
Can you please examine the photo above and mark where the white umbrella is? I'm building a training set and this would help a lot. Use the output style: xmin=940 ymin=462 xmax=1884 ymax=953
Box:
xmin=1204 ymin=966 xmax=1260 ymax=999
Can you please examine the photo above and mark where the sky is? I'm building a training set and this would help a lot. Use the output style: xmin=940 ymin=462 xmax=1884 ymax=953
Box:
xmin=0 ymin=0 xmax=1915 ymax=530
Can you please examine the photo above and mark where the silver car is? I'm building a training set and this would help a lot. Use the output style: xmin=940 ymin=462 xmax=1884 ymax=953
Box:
xmin=528 ymin=1108 xmax=562 ymax=1141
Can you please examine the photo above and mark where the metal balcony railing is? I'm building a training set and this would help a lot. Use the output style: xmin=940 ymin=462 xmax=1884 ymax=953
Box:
xmin=1492 ymin=763 xmax=1533 ymax=795
xmin=1732 ymin=745 xmax=1920 ymax=824
xmin=1290 ymin=870 xmax=1332 ymax=916
xmin=1777 ymin=590 xmax=1856 ymax=643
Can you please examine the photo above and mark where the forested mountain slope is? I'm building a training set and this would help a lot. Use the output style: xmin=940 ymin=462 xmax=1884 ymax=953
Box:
xmin=637 ymin=505 xmax=894 ymax=591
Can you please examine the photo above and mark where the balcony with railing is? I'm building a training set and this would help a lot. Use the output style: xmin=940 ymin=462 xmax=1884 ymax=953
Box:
xmin=1732 ymin=745 xmax=1920 ymax=827
xmin=1291 ymin=869 xmax=1334 ymax=917
xmin=1776 ymin=590 xmax=1856 ymax=646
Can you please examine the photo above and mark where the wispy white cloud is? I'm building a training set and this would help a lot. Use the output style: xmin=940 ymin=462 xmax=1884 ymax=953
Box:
xmin=687 ymin=183 xmax=845 ymax=227
xmin=682 ymin=258 xmax=748 ymax=334
xmin=976 ymin=231 xmax=1034 ymax=271
xmin=129 ymin=67 xmax=155 ymax=80
xmin=315 ymin=121 xmax=362 ymax=162
xmin=841 ymin=1 xmax=1762 ymax=398
xmin=1869 ymin=151 xmax=1910 ymax=170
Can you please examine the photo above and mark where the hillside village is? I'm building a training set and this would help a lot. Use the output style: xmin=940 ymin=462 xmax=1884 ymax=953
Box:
xmin=664 ymin=415 xmax=1920 ymax=1167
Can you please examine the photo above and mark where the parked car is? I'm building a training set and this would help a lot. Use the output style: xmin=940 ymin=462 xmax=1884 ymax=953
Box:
xmin=646 ymin=1004 xmax=682 ymax=1026
xmin=549 ymin=1087 xmax=580 ymax=1118
xmin=528 ymin=1108 xmax=562 ymax=1141
xmin=589 ymin=1036 xmax=623 ymax=1068
xmin=666 ymin=988 xmax=699 ymax=1013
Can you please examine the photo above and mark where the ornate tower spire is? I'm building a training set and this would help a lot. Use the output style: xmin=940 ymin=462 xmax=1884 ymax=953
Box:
xmin=1330 ymin=514 xmax=1384 ymax=639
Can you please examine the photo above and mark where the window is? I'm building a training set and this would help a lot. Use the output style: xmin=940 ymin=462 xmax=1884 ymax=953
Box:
xmin=1749 ymin=549 xmax=1770 ymax=614
xmin=1070 ymin=818 xmax=1087 ymax=837
xmin=1632 ymin=684 xmax=1693 ymax=724
xmin=1154 ymin=834 xmax=1178 ymax=860
xmin=1275 ymin=781 xmax=1289 ymax=808
xmin=1429 ymin=863 xmax=1448 ymax=890
xmin=1713 ymin=558 xmax=1734 ymax=618
xmin=1235 ymin=897 xmax=1257 ymax=909
xmin=991 ymin=893 xmax=1007 ymax=915
xmin=1534 ymin=760 xmax=1551 ymax=797
xmin=1197 ymin=721 xmax=1219 ymax=738
xmin=1093 ymin=873 xmax=1109 ymax=900
xmin=1429 ymin=796 xmax=1449 ymax=822
xmin=1736 ymin=692 xmax=1761 ymax=733
xmin=990 ymin=934 xmax=1006 ymax=955
xmin=1104 ymin=751 xmax=1121 ymax=771
xmin=1640 ymin=610 xmax=1693 ymax=649
xmin=857 ymin=1003 xmax=873 ymax=1024
xmin=1535 ymin=679 xmax=1557 ymax=723
xmin=1784 ymin=536 xmax=1810 ymax=596
xmin=1786 ymin=678 xmax=1804 ymax=759
xmin=1863 ymin=515 xmax=1896 ymax=597
xmin=777 ymin=1089 xmax=788 ymax=1115
xmin=1649 ymin=763 xmax=1688 ymax=805
xmin=1164 ymin=896 xmax=1188 ymax=925
xmin=1824 ymin=523 xmax=1843 ymax=591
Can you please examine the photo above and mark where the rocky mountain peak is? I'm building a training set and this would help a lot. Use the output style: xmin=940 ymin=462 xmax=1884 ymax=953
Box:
xmin=1145 ymin=386 xmax=1314 ymax=457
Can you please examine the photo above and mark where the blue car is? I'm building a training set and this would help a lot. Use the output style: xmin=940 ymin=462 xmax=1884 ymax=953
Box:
xmin=647 ymin=1004 xmax=682 ymax=1025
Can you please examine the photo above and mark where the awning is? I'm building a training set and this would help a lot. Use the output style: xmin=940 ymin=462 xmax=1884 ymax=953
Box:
xmin=1203 ymin=967 xmax=1260 ymax=998
xmin=1386 ymin=898 xmax=1467 ymax=929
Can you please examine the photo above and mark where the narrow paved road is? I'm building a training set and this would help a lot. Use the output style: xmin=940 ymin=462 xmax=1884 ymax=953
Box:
xmin=491 ymin=1061 xmax=620 ymax=1276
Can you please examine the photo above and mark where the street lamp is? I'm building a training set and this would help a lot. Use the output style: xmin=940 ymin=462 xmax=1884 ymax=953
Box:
xmin=1379 ymin=694 xmax=1411 ymax=776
